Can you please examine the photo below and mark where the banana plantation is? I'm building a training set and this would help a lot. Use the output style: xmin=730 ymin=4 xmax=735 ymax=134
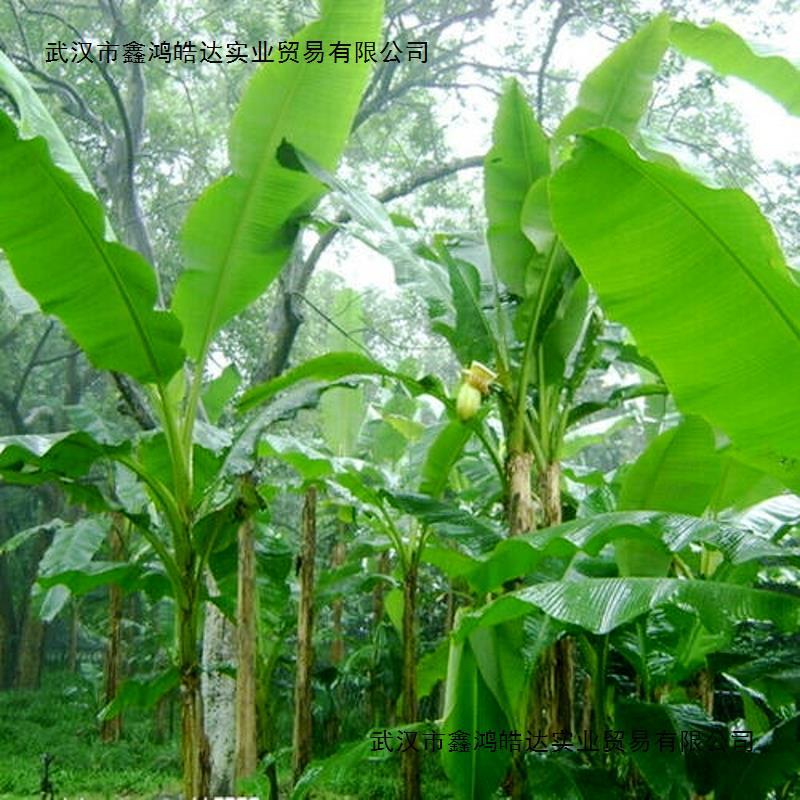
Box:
xmin=0 ymin=0 xmax=799 ymax=798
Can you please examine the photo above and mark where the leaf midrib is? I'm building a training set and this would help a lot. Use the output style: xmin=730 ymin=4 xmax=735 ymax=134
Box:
xmin=37 ymin=155 xmax=166 ymax=383
xmin=191 ymin=8 xmax=366 ymax=363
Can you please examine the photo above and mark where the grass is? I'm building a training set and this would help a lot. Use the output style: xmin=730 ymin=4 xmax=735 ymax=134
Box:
xmin=0 ymin=668 xmax=179 ymax=799
xmin=0 ymin=668 xmax=458 ymax=800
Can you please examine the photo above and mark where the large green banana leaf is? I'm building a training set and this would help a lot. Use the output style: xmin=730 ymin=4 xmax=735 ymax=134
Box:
xmin=670 ymin=21 xmax=800 ymax=116
xmin=171 ymin=0 xmax=383 ymax=363
xmin=616 ymin=701 xmax=726 ymax=799
xmin=35 ymin=517 xmax=108 ymax=621
xmin=453 ymin=511 xmax=799 ymax=594
xmin=440 ymin=628 xmax=511 ymax=800
xmin=0 ymin=50 xmax=96 ymax=197
xmin=419 ymin=420 xmax=475 ymax=497
xmin=237 ymin=351 xmax=437 ymax=413
xmin=619 ymin=417 xmax=720 ymax=515
xmin=0 ymin=114 xmax=184 ymax=384
xmin=553 ymin=14 xmax=670 ymax=148
xmin=616 ymin=416 xmax=721 ymax=576
xmin=484 ymin=79 xmax=549 ymax=295
xmin=456 ymin=577 xmax=800 ymax=639
xmin=550 ymin=128 xmax=800 ymax=489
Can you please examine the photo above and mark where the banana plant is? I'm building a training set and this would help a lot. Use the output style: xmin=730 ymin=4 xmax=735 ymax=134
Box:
xmin=0 ymin=1 xmax=383 ymax=795
xmin=239 ymin=13 xmax=800 ymax=800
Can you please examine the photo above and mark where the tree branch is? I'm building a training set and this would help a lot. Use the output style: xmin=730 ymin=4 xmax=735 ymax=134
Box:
xmin=535 ymin=0 xmax=576 ymax=121
xmin=251 ymin=154 xmax=483 ymax=384
xmin=13 ymin=320 xmax=54 ymax=408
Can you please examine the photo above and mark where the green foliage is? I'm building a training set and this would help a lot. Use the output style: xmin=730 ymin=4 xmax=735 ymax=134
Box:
xmin=550 ymin=127 xmax=800 ymax=490
xmin=440 ymin=627 xmax=511 ymax=800
xmin=484 ymin=79 xmax=550 ymax=296
xmin=2 ymin=7 xmax=800 ymax=800
xmin=553 ymin=14 xmax=670 ymax=147
xmin=459 ymin=576 xmax=800 ymax=637
xmin=0 ymin=115 xmax=184 ymax=384
xmin=171 ymin=0 xmax=384 ymax=363
xmin=670 ymin=21 xmax=800 ymax=116
xmin=0 ymin=50 xmax=97 ymax=199
xmin=619 ymin=416 xmax=720 ymax=515
xmin=0 ymin=671 xmax=179 ymax=797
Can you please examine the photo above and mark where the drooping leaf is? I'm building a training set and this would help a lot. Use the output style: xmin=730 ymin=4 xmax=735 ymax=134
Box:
xmin=520 ymin=176 xmax=555 ymax=253
xmin=619 ymin=417 xmax=720 ymax=513
xmin=384 ymin=492 xmax=502 ymax=555
xmin=0 ymin=113 xmax=183 ymax=384
xmin=384 ymin=587 xmax=404 ymax=637
xmin=259 ymin=434 xmax=334 ymax=484
xmin=550 ymin=128 xmax=800 ymax=489
xmin=202 ymin=365 xmax=241 ymax=424
xmin=320 ymin=288 xmax=366 ymax=458
xmin=0 ymin=50 xmax=97 ymax=196
xmin=238 ymin=351 xmax=433 ymax=414
xmin=279 ymin=142 xmax=452 ymax=315
xmin=38 ymin=562 xmax=143 ymax=598
xmin=456 ymin=577 xmax=800 ymax=639
xmin=464 ymin=510 xmax=788 ymax=594
xmin=0 ymin=518 xmax=67 ymax=556
xmin=420 ymin=420 xmax=475 ymax=498
xmin=707 ymin=450 xmax=784 ymax=513
xmin=484 ymin=79 xmax=550 ymax=295
xmin=98 ymin=667 xmax=180 ymax=721
xmin=553 ymin=14 xmax=670 ymax=148
xmin=616 ymin=416 xmax=720 ymax=576
xmin=0 ymin=431 xmax=128 ymax=483
xmin=615 ymin=701 xmax=728 ymax=799
xmin=433 ymin=241 xmax=495 ymax=367
xmin=542 ymin=275 xmax=590 ymax=386
xmin=440 ymin=627 xmax=511 ymax=800
xmin=670 ymin=21 xmax=800 ymax=116
xmin=712 ymin=715 xmax=800 ymax=800
xmin=172 ymin=0 xmax=383 ymax=362
xmin=36 ymin=517 xmax=108 ymax=621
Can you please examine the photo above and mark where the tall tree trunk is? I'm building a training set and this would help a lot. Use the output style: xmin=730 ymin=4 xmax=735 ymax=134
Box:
xmin=292 ymin=487 xmax=317 ymax=785
xmin=202 ymin=582 xmax=236 ymax=795
xmin=235 ymin=519 xmax=258 ymax=783
xmin=14 ymin=603 xmax=45 ymax=690
xmin=0 ymin=553 xmax=17 ymax=688
xmin=401 ymin=559 xmax=421 ymax=800
xmin=534 ymin=461 xmax=575 ymax=737
xmin=178 ymin=579 xmax=211 ymax=800
xmin=101 ymin=518 xmax=125 ymax=742
xmin=14 ymin=528 xmax=52 ymax=690
xmin=507 ymin=451 xmax=535 ymax=536
xmin=369 ymin=551 xmax=391 ymax=726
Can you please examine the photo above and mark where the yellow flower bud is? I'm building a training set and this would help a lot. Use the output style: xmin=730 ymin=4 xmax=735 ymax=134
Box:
xmin=455 ymin=361 xmax=497 ymax=421
xmin=456 ymin=382 xmax=482 ymax=421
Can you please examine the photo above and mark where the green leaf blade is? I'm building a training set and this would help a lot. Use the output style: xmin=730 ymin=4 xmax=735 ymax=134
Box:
xmin=670 ymin=21 xmax=800 ymax=116
xmin=484 ymin=79 xmax=550 ymax=295
xmin=172 ymin=0 xmax=383 ymax=362
xmin=0 ymin=115 xmax=183 ymax=384
xmin=550 ymin=128 xmax=800 ymax=485
xmin=554 ymin=14 xmax=670 ymax=146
